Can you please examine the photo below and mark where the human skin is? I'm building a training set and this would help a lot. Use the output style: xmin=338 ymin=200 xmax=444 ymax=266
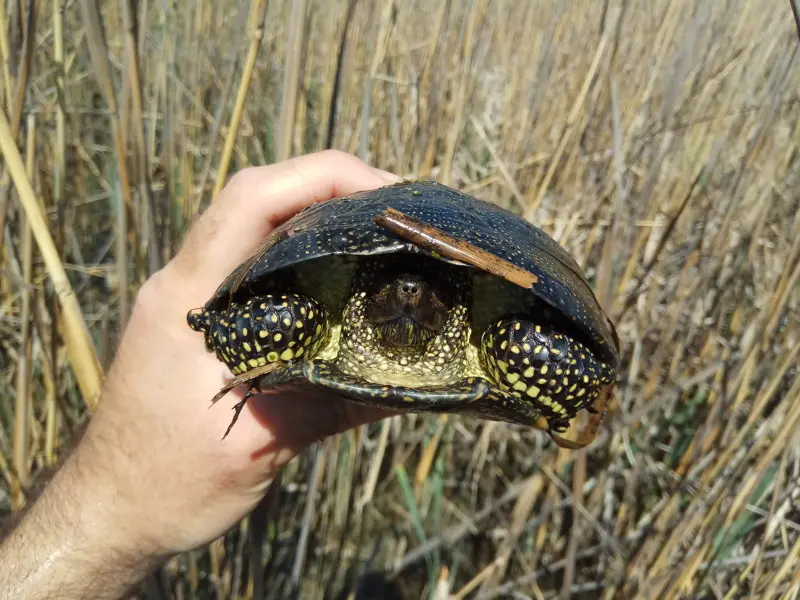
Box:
xmin=0 ymin=151 xmax=399 ymax=600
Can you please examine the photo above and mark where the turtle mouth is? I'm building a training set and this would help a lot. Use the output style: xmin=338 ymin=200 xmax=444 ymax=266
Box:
xmin=371 ymin=314 xmax=439 ymax=347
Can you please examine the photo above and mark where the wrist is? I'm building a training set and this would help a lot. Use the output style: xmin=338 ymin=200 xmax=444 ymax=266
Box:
xmin=0 ymin=437 xmax=169 ymax=600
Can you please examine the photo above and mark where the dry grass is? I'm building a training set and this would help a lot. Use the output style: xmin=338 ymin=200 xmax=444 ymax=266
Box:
xmin=1 ymin=0 xmax=800 ymax=598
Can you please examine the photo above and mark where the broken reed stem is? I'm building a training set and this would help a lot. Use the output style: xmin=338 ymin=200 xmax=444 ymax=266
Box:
xmin=0 ymin=110 xmax=103 ymax=408
xmin=212 ymin=0 xmax=269 ymax=199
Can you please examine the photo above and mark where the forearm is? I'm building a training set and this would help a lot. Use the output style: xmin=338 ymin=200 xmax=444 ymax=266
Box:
xmin=0 ymin=442 xmax=166 ymax=600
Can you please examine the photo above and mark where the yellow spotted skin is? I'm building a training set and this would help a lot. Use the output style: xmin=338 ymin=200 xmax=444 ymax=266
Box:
xmin=479 ymin=317 xmax=615 ymax=432
xmin=335 ymin=256 xmax=471 ymax=387
xmin=187 ymin=293 xmax=329 ymax=375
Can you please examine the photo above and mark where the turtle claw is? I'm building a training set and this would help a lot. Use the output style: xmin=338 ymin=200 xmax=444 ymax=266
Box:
xmin=223 ymin=386 xmax=259 ymax=440
xmin=208 ymin=362 xmax=284 ymax=439
xmin=545 ymin=383 xmax=615 ymax=449
xmin=210 ymin=362 xmax=283 ymax=406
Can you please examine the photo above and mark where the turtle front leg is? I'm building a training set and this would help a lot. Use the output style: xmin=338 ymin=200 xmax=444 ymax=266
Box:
xmin=478 ymin=318 xmax=614 ymax=433
xmin=188 ymin=293 xmax=330 ymax=375
xmin=188 ymin=293 xmax=331 ymax=438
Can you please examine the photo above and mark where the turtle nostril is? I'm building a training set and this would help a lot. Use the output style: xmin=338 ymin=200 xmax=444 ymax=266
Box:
xmin=402 ymin=282 xmax=419 ymax=295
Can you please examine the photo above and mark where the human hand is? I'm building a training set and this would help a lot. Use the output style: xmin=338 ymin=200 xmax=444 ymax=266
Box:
xmin=0 ymin=151 xmax=399 ymax=600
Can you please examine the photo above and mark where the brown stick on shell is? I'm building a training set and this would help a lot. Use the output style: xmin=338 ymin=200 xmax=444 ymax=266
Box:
xmin=373 ymin=207 xmax=539 ymax=289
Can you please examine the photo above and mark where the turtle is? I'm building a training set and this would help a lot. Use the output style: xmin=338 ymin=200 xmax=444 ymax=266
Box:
xmin=187 ymin=181 xmax=621 ymax=448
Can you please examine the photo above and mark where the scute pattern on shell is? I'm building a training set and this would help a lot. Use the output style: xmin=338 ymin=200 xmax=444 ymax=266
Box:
xmin=210 ymin=181 xmax=619 ymax=367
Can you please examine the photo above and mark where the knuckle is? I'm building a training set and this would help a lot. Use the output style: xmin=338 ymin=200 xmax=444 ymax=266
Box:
xmin=133 ymin=270 xmax=166 ymax=308
xmin=130 ymin=269 xmax=171 ymax=317
xmin=315 ymin=149 xmax=361 ymax=167
xmin=226 ymin=166 xmax=261 ymax=192
xmin=131 ymin=266 xmax=195 ymax=324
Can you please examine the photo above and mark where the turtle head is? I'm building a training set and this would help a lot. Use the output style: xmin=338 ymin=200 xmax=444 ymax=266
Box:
xmin=364 ymin=272 xmax=451 ymax=348
xmin=187 ymin=307 xmax=216 ymax=352
xmin=187 ymin=307 xmax=211 ymax=333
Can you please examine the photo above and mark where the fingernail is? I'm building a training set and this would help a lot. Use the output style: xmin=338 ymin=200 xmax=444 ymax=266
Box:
xmin=372 ymin=167 xmax=402 ymax=183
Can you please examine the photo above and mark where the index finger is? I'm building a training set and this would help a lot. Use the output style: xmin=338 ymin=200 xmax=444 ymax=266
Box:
xmin=173 ymin=150 xmax=399 ymax=297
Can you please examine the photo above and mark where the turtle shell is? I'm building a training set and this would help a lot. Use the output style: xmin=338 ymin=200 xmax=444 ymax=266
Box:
xmin=208 ymin=181 xmax=620 ymax=367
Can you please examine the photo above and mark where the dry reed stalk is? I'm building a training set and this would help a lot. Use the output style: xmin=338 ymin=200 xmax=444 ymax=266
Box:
xmin=114 ymin=177 xmax=128 ymax=336
xmin=478 ymin=473 xmax=545 ymax=594
xmin=9 ymin=0 xmax=37 ymax=137
xmin=196 ymin=56 xmax=240 ymax=204
xmin=466 ymin=422 xmax=494 ymax=481
xmin=525 ymin=34 xmax=609 ymax=220
xmin=211 ymin=0 xmax=268 ymax=199
xmin=53 ymin=0 xmax=65 ymax=208
xmin=42 ymin=348 xmax=58 ymax=465
xmin=560 ymin=452 xmax=587 ymax=600
xmin=120 ymin=0 xmax=159 ymax=281
xmin=460 ymin=153 xmax=549 ymax=194
xmin=0 ymin=0 xmax=37 ymax=305
xmin=613 ymin=20 xmax=689 ymax=301
xmin=0 ymin=110 xmax=103 ymax=407
xmin=661 ymin=375 xmax=800 ymax=598
xmin=453 ymin=561 xmax=498 ymax=599
xmin=277 ymin=0 xmax=307 ymax=162
xmin=11 ymin=114 xmax=36 ymax=510
xmin=416 ymin=0 xmax=449 ymax=176
xmin=0 ymin=8 xmax=12 ymax=112
xmin=120 ymin=0 xmax=147 ymax=182
xmin=644 ymin=381 xmax=794 ymax=595
xmin=323 ymin=0 xmax=358 ymax=150
xmin=440 ymin=0 xmax=479 ymax=185
xmin=293 ymin=6 xmax=313 ymax=155
xmin=359 ymin=417 xmax=393 ymax=510
xmin=746 ymin=450 xmax=789 ymax=600
xmin=1 ymin=3 xmax=798 ymax=598
xmin=706 ymin=344 xmax=799 ymax=487
xmin=777 ymin=560 xmax=800 ymax=600
xmin=414 ymin=414 xmax=446 ymax=490
xmin=75 ymin=12 xmax=130 ymax=206
xmin=355 ymin=0 xmax=393 ymax=161
xmin=468 ymin=116 xmax=526 ymax=210
xmin=596 ymin=73 xmax=625 ymax=310
xmin=78 ymin=0 xmax=137 ymax=328
xmin=292 ymin=446 xmax=325 ymax=587
xmin=557 ymin=69 xmax=612 ymax=213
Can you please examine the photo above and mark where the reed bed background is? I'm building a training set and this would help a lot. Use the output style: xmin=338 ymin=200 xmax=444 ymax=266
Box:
xmin=1 ymin=0 xmax=799 ymax=598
